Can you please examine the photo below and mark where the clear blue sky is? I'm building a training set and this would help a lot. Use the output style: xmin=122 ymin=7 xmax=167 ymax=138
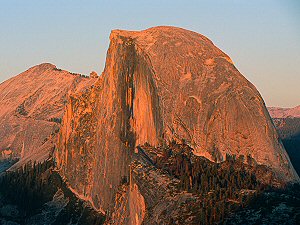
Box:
xmin=0 ymin=0 xmax=299 ymax=107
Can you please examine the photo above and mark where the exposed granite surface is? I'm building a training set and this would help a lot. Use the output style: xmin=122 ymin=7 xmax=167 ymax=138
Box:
xmin=0 ymin=63 xmax=95 ymax=169
xmin=55 ymin=26 xmax=299 ymax=222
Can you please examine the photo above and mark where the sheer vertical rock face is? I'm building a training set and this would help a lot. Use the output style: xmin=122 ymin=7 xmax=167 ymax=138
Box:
xmin=0 ymin=63 xmax=95 ymax=168
xmin=56 ymin=26 xmax=299 ymax=213
xmin=56 ymin=37 xmax=138 ymax=212
xmin=56 ymin=32 xmax=164 ymax=213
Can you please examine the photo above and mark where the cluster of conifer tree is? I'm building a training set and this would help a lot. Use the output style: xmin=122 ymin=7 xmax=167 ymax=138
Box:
xmin=273 ymin=117 xmax=300 ymax=175
xmin=148 ymin=141 xmax=272 ymax=224
xmin=48 ymin=117 xmax=62 ymax=124
xmin=273 ymin=117 xmax=300 ymax=140
xmin=0 ymin=160 xmax=56 ymax=214
xmin=282 ymin=139 xmax=300 ymax=175
xmin=0 ymin=160 xmax=105 ymax=224
xmin=224 ymin=183 xmax=300 ymax=224
xmin=16 ymin=103 xmax=28 ymax=116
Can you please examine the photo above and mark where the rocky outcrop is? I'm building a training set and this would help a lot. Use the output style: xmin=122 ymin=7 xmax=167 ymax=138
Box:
xmin=105 ymin=150 xmax=204 ymax=224
xmin=0 ymin=63 xmax=96 ymax=169
xmin=90 ymin=71 xmax=99 ymax=78
xmin=130 ymin=157 xmax=203 ymax=224
xmin=268 ymin=105 xmax=300 ymax=118
xmin=56 ymin=26 xmax=299 ymax=218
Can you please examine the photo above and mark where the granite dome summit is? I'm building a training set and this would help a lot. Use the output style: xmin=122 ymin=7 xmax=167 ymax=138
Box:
xmin=54 ymin=26 xmax=299 ymax=216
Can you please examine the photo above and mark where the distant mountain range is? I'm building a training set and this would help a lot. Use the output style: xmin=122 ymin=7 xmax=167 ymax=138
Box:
xmin=268 ymin=105 xmax=300 ymax=118
xmin=268 ymin=106 xmax=300 ymax=178
xmin=268 ymin=105 xmax=300 ymax=140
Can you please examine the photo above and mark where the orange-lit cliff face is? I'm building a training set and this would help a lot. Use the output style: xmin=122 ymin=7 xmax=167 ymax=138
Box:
xmin=0 ymin=63 xmax=96 ymax=168
xmin=56 ymin=26 xmax=299 ymax=216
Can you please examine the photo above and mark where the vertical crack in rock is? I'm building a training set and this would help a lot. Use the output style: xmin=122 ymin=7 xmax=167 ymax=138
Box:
xmin=118 ymin=37 xmax=136 ymax=149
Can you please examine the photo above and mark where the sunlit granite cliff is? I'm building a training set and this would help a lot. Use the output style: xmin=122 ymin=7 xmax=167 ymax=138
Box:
xmin=55 ymin=26 xmax=299 ymax=221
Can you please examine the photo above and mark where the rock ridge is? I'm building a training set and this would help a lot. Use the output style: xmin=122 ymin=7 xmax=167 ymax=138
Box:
xmin=0 ymin=63 xmax=96 ymax=169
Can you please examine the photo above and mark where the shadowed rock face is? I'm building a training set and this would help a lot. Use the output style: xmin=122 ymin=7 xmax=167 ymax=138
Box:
xmin=56 ymin=26 xmax=299 ymax=215
xmin=0 ymin=63 xmax=95 ymax=168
